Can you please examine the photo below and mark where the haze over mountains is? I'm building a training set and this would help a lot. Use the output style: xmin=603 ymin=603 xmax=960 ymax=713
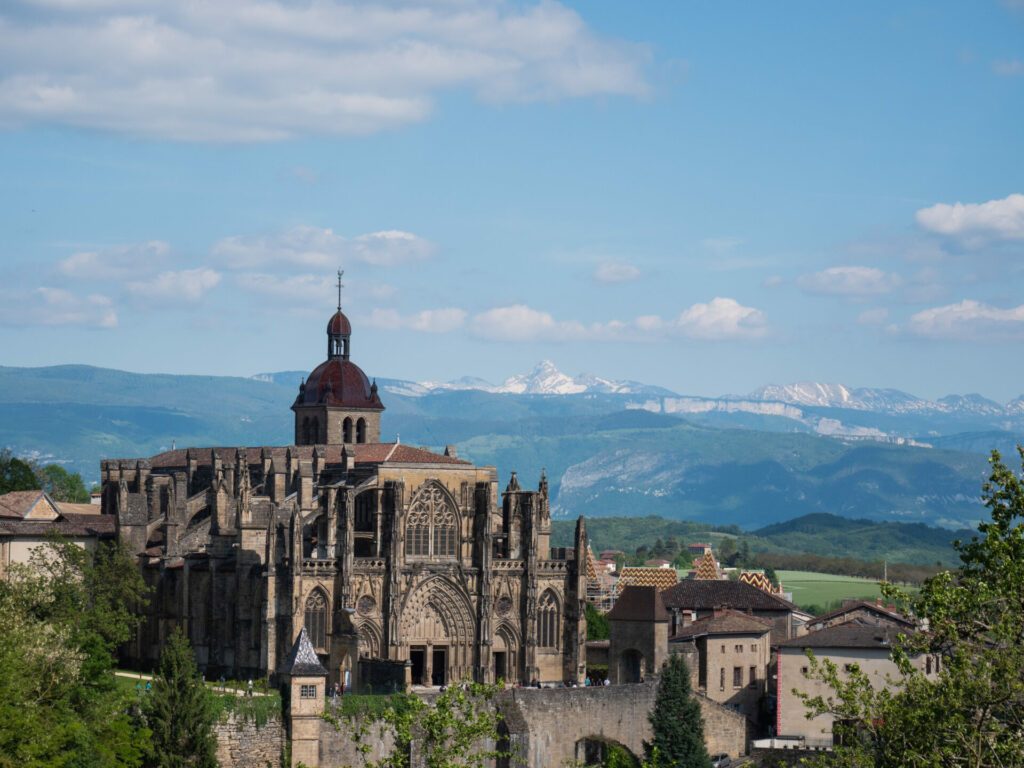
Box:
xmin=2 ymin=360 xmax=1017 ymax=532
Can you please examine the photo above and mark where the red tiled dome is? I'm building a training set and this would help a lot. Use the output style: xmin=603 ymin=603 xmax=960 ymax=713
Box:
xmin=327 ymin=310 xmax=352 ymax=336
xmin=295 ymin=359 xmax=384 ymax=410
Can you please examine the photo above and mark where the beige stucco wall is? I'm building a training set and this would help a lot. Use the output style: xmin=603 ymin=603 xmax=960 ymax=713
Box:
xmin=699 ymin=631 xmax=771 ymax=720
xmin=777 ymin=646 xmax=934 ymax=741
xmin=1 ymin=536 xmax=94 ymax=576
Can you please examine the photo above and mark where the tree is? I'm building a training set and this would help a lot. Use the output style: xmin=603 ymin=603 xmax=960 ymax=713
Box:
xmin=717 ymin=538 xmax=737 ymax=568
xmin=799 ymin=448 xmax=1024 ymax=768
xmin=586 ymin=603 xmax=610 ymax=641
xmin=0 ymin=538 xmax=151 ymax=767
xmin=643 ymin=654 xmax=711 ymax=768
xmin=0 ymin=449 xmax=40 ymax=495
xmin=144 ymin=627 xmax=218 ymax=768
xmin=36 ymin=464 xmax=90 ymax=503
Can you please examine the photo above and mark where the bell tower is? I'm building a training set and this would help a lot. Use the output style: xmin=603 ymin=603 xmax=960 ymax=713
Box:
xmin=291 ymin=270 xmax=385 ymax=446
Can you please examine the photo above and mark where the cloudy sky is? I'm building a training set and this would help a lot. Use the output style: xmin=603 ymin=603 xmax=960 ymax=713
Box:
xmin=2 ymin=1 xmax=1023 ymax=400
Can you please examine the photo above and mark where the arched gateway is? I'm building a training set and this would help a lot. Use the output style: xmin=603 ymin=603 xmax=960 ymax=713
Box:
xmin=399 ymin=576 xmax=476 ymax=686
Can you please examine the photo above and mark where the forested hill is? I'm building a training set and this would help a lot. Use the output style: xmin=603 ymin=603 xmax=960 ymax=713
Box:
xmin=551 ymin=513 xmax=969 ymax=567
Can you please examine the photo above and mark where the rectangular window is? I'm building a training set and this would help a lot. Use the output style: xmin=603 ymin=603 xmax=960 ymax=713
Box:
xmin=732 ymin=666 xmax=742 ymax=688
xmin=734 ymin=644 xmax=743 ymax=653
xmin=749 ymin=666 xmax=757 ymax=686
xmin=719 ymin=668 xmax=725 ymax=690
xmin=750 ymin=644 xmax=757 ymax=652
xmin=300 ymin=684 xmax=317 ymax=699
xmin=720 ymin=644 xmax=725 ymax=653
xmin=800 ymin=666 xmax=809 ymax=675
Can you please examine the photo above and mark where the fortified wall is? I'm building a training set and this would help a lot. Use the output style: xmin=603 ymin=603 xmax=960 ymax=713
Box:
xmin=312 ymin=682 xmax=750 ymax=768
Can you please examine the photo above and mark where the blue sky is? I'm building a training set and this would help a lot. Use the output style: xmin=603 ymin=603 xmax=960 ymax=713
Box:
xmin=1 ymin=1 xmax=1023 ymax=399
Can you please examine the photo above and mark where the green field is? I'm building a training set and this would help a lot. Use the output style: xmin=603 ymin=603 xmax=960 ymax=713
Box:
xmin=777 ymin=570 xmax=886 ymax=611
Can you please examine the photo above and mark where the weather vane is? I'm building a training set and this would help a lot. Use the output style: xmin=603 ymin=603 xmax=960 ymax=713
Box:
xmin=336 ymin=268 xmax=344 ymax=311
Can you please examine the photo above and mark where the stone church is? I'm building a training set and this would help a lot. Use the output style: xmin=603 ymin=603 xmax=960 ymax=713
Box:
xmin=102 ymin=299 xmax=587 ymax=688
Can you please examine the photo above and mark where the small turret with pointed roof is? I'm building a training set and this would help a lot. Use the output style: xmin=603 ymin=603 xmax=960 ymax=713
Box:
xmin=281 ymin=627 xmax=328 ymax=677
xmin=506 ymin=471 xmax=520 ymax=492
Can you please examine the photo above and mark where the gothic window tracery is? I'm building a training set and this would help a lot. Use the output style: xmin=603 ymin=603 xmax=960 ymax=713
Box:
xmin=305 ymin=588 xmax=328 ymax=651
xmin=536 ymin=590 xmax=559 ymax=649
xmin=404 ymin=484 xmax=458 ymax=558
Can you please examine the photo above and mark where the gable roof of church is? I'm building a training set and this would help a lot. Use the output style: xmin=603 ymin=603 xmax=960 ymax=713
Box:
xmin=146 ymin=443 xmax=470 ymax=469
xmin=281 ymin=627 xmax=328 ymax=676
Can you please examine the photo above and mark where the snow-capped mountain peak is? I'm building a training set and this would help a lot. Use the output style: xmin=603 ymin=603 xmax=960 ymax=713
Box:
xmin=499 ymin=360 xmax=587 ymax=395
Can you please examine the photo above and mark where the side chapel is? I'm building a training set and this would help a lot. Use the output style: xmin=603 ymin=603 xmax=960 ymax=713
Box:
xmin=102 ymin=284 xmax=587 ymax=687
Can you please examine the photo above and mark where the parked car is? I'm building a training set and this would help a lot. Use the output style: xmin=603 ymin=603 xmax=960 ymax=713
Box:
xmin=710 ymin=754 xmax=732 ymax=768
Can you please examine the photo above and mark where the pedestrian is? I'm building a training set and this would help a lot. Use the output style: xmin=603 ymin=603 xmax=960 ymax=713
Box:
xmin=246 ymin=679 xmax=253 ymax=697
xmin=603 ymin=678 xmax=610 ymax=686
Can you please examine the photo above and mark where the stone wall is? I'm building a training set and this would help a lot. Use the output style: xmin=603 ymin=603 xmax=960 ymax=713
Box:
xmin=214 ymin=712 xmax=284 ymax=768
xmin=314 ymin=683 xmax=750 ymax=768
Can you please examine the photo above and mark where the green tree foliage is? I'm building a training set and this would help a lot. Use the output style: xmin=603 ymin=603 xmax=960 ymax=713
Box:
xmin=0 ymin=448 xmax=40 ymax=494
xmin=144 ymin=627 xmax=218 ymax=768
xmin=0 ymin=538 xmax=151 ymax=768
xmin=585 ymin=603 xmax=610 ymax=641
xmin=799 ymin=449 xmax=1024 ymax=768
xmin=643 ymin=654 xmax=711 ymax=768
xmin=335 ymin=681 xmax=507 ymax=768
xmin=37 ymin=464 xmax=91 ymax=503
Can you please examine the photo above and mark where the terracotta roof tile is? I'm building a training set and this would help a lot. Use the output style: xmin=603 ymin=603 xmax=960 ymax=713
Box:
xmin=608 ymin=585 xmax=670 ymax=623
xmin=0 ymin=490 xmax=45 ymax=519
xmin=692 ymin=551 xmax=720 ymax=580
xmin=662 ymin=579 xmax=800 ymax=612
xmin=670 ymin=609 xmax=772 ymax=641
xmin=146 ymin=442 xmax=470 ymax=470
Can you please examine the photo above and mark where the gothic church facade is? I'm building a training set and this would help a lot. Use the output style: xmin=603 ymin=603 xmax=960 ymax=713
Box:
xmin=103 ymin=303 xmax=587 ymax=688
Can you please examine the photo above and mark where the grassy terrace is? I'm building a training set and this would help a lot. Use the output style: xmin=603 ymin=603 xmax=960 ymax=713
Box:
xmin=113 ymin=671 xmax=283 ymax=725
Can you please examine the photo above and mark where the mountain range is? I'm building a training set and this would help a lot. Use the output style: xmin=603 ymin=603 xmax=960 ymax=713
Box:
xmin=1 ymin=360 xmax=1016 ymax=532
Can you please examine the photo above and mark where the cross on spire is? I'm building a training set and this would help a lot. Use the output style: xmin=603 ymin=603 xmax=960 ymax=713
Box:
xmin=336 ymin=268 xmax=345 ymax=312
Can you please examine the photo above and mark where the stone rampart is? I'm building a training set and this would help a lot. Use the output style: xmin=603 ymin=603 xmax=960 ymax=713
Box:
xmin=214 ymin=712 xmax=284 ymax=768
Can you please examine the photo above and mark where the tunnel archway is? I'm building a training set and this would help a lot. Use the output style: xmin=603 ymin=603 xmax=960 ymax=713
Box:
xmin=575 ymin=737 xmax=640 ymax=768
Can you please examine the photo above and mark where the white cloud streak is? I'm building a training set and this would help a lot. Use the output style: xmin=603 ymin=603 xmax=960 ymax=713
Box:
xmin=915 ymin=193 xmax=1024 ymax=246
xmin=907 ymin=299 xmax=1024 ymax=340
xmin=797 ymin=266 xmax=901 ymax=297
xmin=366 ymin=307 xmax=467 ymax=333
xmin=593 ymin=262 xmax=640 ymax=283
xmin=0 ymin=287 xmax=118 ymax=328
xmin=126 ymin=268 xmax=221 ymax=303
xmin=469 ymin=298 xmax=766 ymax=342
xmin=0 ymin=1 xmax=650 ymax=141
xmin=213 ymin=226 xmax=435 ymax=269
xmin=57 ymin=240 xmax=170 ymax=279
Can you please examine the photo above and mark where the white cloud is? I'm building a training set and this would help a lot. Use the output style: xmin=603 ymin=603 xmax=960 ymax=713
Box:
xmin=366 ymin=307 xmax=466 ymax=333
xmin=213 ymin=226 xmax=434 ymax=270
xmin=907 ymin=299 xmax=1024 ymax=340
xmin=57 ymin=240 xmax=170 ymax=279
xmin=993 ymin=59 xmax=1024 ymax=76
xmin=469 ymin=298 xmax=766 ymax=342
xmin=593 ymin=262 xmax=640 ymax=283
xmin=0 ymin=1 xmax=650 ymax=142
xmin=126 ymin=268 xmax=221 ymax=303
xmin=672 ymin=297 xmax=766 ymax=340
xmin=915 ymin=193 xmax=1024 ymax=245
xmin=797 ymin=266 xmax=901 ymax=296
xmin=0 ymin=287 xmax=117 ymax=328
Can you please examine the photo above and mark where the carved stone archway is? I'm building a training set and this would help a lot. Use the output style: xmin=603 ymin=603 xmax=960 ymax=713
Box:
xmin=399 ymin=576 xmax=476 ymax=685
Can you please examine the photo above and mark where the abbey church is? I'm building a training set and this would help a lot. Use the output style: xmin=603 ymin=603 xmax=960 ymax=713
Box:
xmin=101 ymin=296 xmax=587 ymax=688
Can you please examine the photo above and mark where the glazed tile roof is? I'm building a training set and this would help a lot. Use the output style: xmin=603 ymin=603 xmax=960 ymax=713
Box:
xmin=617 ymin=567 xmax=679 ymax=593
xmin=145 ymin=442 xmax=471 ymax=470
xmin=662 ymin=579 xmax=800 ymax=613
xmin=777 ymin=620 xmax=907 ymax=650
xmin=739 ymin=571 xmax=776 ymax=594
xmin=670 ymin=609 xmax=773 ymax=641
xmin=608 ymin=585 xmax=670 ymax=623
xmin=692 ymin=551 xmax=720 ymax=580
xmin=281 ymin=627 xmax=328 ymax=676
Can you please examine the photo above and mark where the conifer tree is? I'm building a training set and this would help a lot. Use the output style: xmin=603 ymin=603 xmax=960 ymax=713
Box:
xmin=145 ymin=627 xmax=218 ymax=768
xmin=643 ymin=654 xmax=711 ymax=768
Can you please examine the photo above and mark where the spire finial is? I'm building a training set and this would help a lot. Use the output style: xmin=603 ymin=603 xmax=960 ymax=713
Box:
xmin=336 ymin=268 xmax=345 ymax=312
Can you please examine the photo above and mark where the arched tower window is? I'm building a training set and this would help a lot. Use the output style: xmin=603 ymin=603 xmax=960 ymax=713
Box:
xmin=404 ymin=483 xmax=458 ymax=558
xmin=305 ymin=588 xmax=328 ymax=651
xmin=301 ymin=417 xmax=310 ymax=444
xmin=343 ymin=417 xmax=353 ymax=443
xmin=536 ymin=590 xmax=559 ymax=649
xmin=356 ymin=417 xmax=366 ymax=443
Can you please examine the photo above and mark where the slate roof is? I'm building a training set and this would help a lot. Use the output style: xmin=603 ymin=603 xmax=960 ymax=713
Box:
xmin=608 ymin=585 xmax=670 ymax=623
xmin=280 ymin=627 xmax=328 ymax=676
xmin=776 ymin=621 xmax=906 ymax=650
xmin=0 ymin=514 xmax=116 ymax=537
xmin=670 ymin=609 xmax=773 ymax=641
xmin=146 ymin=442 xmax=471 ymax=470
xmin=617 ymin=566 xmax=679 ymax=593
xmin=661 ymin=579 xmax=800 ymax=613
